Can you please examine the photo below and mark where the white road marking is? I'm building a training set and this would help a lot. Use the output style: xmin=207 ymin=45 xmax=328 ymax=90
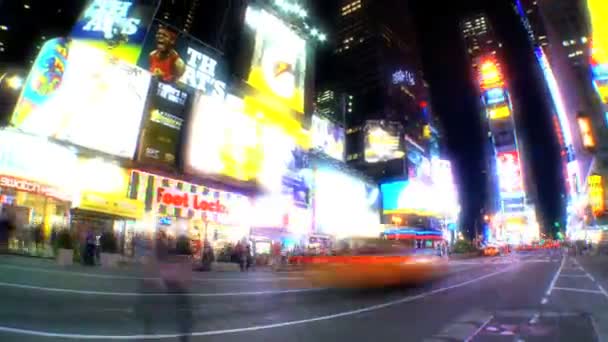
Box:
xmin=0 ymin=264 xmax=304 ymax=282
xmin=463 ymin=315 xmax=493 ymax=342
xmin=528 ymin=313 xmax=540 ymax=324
xmin=572 ymin=260 xmax=608 ymax=299
xmin=559 ymin=274 xmax=590 ymax=278
xmin=552 ymin=287 xmax=605 ymax=295
xmin=0 ymin=281 xmax=324 ymax=297
xmin=541 ymin=297 xmax=548 ymax=304
xmin=546 ymin=255 xmax=565 ymax=296
xmin=0 ymin=266 xmax=515 ymax=339
xmin=598 ymin=285 xmax=608 ymax=299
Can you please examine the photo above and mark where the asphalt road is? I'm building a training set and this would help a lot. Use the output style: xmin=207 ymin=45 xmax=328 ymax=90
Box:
xmin=0 ymin=250 xmax=606 ymax=341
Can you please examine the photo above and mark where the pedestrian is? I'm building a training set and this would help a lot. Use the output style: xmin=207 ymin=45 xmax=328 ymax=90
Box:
xmin=138 ymin=229 xmax=192 ymax=342
xmin=235 ymin=241 xmax=245 ymax=271
xmin=245 ymin=244 xmax=253 ymax=271
xmin=0 ymin=207 xmax=13 ymax=254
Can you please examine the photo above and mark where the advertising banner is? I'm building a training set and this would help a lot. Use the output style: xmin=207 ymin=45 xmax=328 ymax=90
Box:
xmin=314 ymin=166 xmax=380 ymax=238
xmin=245 ymin=6 xmax=307 ymax=113
xmin=185 ymin=92 xmax=310 ymax=190
xmin=380 ymin=180 xmax=437 ymax=215
xmin=137 ymin=80 xmax=191 ymax=166
xmin=185 ymin=93 xmax=261 ymax=183
xmin=497 ymin=151 xmax=524 ymax=195
xmin=12 ymin=41 xmax=151 ymax=159
xmin=0 ymin=130 xmax=78 ymax=199
xmin=311 ymin=115 xmax=345 ymax=161
xmin=364 ymin=121 xmax=404 ymax=163
xmin=70 ymin=0 xmax=158 ymax=64
xmin=137 ymin=20 xmax=227 ymax=98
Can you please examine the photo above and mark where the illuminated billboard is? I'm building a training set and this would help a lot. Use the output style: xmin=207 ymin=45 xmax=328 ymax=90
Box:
xmin=185 ymin=94 xmax=261 ymax=182
xmin=488 ymin=105 xmax=511 ymax=120
xmin=364 ymin=121 xmax=404 ymax=163
xmin=380 ymin=180 xmax=437 ymax=215
xmin=70 ymin=0 xmax=158 ymax=64
xmin=311 ymin=115 xmax=345 ymax=161
xmin=497 ymin=151 xmax=524 ymax=195
xmin=245 ymin=6 xmax=307 ymax=113
xmin=137 ymin=81 xmax=191 ymax=166
xmin=314 ymin=166 xmax=380 ymax=238
xmin=12 ymin=41 xmax=151 ymax=158
xmin=588 ymin=174 xmax=604 ymax=216
xmin=479 ymin=58 xmax=504 ymax=90
xmin=184 ymin=92 xmax=306 ymax=190
xmin=577 ymin=117 xmax=596 ymax=149
xmin=11 ymin=38 xmax=69 ymax=128
xmin=484 ymin=88 xmax=506 ymax=105
xmin=138 ymin=21 xmax=227 ymax=98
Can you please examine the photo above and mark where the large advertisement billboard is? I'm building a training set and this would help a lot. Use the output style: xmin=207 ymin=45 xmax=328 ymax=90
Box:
xmin=311 ymin=115 xmax=345 ymax=161
xmin=364 ymin=121 xmax=404 ymax=163
xmin=185 ymin=94 xmax=260 ymax=183
xmin=497 ymin=151 xmax=524 ymax=196
xmin=12 ymin=41 xmax=151 ymax=158
xmin=380 ymin=180 xmax=437 ymax=215
xmin=70 ymin=0 xmax=158 ymax=64
xmin=245 ymin=6 xmax=307 ymax=113
xmin=137 ymin=21 xmax=227 ymax=98
xmin=137 ymin=80 xmax=191 ymax=166
xmin=314 ymin=166 xmax=380 ymax=238
xmin=185 ymin=92 xmax=309 ymax=189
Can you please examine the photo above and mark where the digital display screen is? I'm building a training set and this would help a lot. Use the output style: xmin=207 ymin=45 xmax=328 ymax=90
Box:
xmin=137 ymin=80 xmax=191 ymax=166
xmin=314 ymin=166 xmax=380 ymax=237
xmin=311 ymin=115 xmax=345 ymax=161
xmin=138 ymin=21 xmax=227 ymax=98
xmin=485 ymin=88 xmax=506 ymax=105
xmin=364 ymin=121 xmax=404 ymax=163
xmin=380 ymin=180 xmax=435 ymax=214
xmin=497 ymin=151 xmax=524 ymax=195
xmin=70 ymin=0 xmax=158 ymax=63
xmin=245 ymin=6 xmax=307 ymax=113
xmin=12 ymin=41 xmax=151 ymax=158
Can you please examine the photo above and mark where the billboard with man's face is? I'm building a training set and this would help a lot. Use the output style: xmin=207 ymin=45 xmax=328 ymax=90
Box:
xmin=70 ymin=0 xmax=158 ymax=64
xmin=138 ymin=21 xmax=227 ymax=98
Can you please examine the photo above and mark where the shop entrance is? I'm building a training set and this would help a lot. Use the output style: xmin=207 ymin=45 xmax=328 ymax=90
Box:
xmin=70 ymin=209 xmax=135 ymax=257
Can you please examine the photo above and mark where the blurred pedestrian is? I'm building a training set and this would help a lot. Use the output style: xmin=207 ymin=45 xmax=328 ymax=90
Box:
xmin=0 ymin=207 xmax=14 ymax=254
xmin=245 ymin=244 xmax=253 ymax=271
xmin=137 ymin=230 xmax=192 ymax=341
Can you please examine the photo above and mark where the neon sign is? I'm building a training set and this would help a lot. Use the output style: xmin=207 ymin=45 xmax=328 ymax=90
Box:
xmin=577 ymin=117 xmax=596 ymax=148
xmin=157 ymin=187 xmax=227 ymax=214
xmin=392 ymin=70 xmax=415 ymax=86
xmin=488 ymin=105 xmax=511 ymax=120
xmin=485 ymin=88 xmax=506 ymax=105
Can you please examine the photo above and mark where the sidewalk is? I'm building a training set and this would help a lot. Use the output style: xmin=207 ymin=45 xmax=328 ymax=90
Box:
xmin=0 ymin=254 xmax=290 ymax=276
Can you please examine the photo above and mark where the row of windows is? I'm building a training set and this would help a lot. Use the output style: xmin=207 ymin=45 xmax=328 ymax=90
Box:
xmin=562 ymin=37 xmax=588 ymax=46
xmin=341 ymin=0 xmax=362 ymax=16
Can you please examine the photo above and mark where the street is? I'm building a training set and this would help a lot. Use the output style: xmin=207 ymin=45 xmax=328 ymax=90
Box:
xmin=0 ymin=250 xmax=606 ymax=341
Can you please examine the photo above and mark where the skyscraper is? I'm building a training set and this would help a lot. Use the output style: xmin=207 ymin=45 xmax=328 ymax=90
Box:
xmin=329 ymin=0 xmax=431 ymax=181
xmin=461 ymin=13 xmax=530 ymax=242
xmin=514 ymin=0 xmax=603 ymax=234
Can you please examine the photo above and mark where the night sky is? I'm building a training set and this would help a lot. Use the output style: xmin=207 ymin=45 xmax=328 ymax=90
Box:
xmin=313 ymin=0 xmax=565 ymax=234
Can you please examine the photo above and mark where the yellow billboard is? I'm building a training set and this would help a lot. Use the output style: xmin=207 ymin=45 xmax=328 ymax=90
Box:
xmin=245 ymin=6 xmax=307 ymax=114
xmin=488 ymin=105 xmax=511 ymax=120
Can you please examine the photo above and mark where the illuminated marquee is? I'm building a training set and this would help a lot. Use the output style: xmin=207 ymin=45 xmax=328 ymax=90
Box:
xmin=485 ymin=88 xmax=506 ymax=105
